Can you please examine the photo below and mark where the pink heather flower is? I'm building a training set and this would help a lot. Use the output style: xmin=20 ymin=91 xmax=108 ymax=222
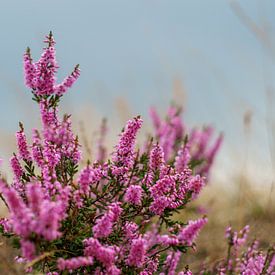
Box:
xmin=0 ymin=183 xmax=33 ymax=238
xmin=124 ymin=221 xmax=138 ymax=240
xmin=192 ymin=126 xmax=214 ymax=160
xmin=43 ymin=141 xmax=60 ymax=168
xmin=26 ymin=183 xmax=44 ymax=214
xmin=160 ymin=126 xmax=176 ymax=162
xmin=112 ymin=116 xmax=143 ymax=169
xmin=84 ymin=238 xmax=116 ymax=268
xmin=236 ymin=225 xmax=250 ymax=247
xmin=178 ymin=217 xmax=208 ymax=246
xmin=109 ymin=202 xmax=123 ymax=222
xmin=55 ymin=186 xmax=72 ymax=218
xmin=10 ymin=154 xmax=23 ymax=181
xmin=34 ymin=34 xmax=57 ymax=96
xmin=150 ymin=175 xmax=176 ymax=199
xmin=144 ymin=257 xmax=159 ymax=274
xmin=39 ymin=100 xmax=57 ymax=129
xmin=150 ymin=106 xmax=184 ymax=161
xmin=78 ymin=165 xmax=103 ymax=194
xmin=111 ymin=166 xmax=127 ymax=176
xmin=158 ymin=234 xmax=179 ymax=246
xmin=57 ymin=256 xmax=94 ymax=271
xmin=164 ymin=251 xmax=181 ymax=275
xmin=127 ymin=237 xmax=147 ymax=268
xmin=31 ymin=129 xmax=44 ymax=167
xmin=20 ymin=239 xmax=36 ymax=261
xmin=125 ymin=185 xmax=143 ymax=205
xmin=55 ymin=65 xmax=80 ymax=96
xmin=11 ymin=178 xmax=25 ymax=196
xmin=71 ymin=138 xmax=82 ymax=163
xmin=23 ymin=48 xmax=37 ymax=89
xmin=36 ymin=199 xmax=63 ymax=240
xmin=73 ymin=190 xmax=84 ymax=208
xmin=188 ymin=175 xmax=205 ymax=198
xmin=16 ymin=125 xmax=32 ymax=161
xmin=149 ymin=143 xmax=164 ymax=172
xmin=241 ymin=254 xmax=265 ymax=274
xmin=199 ymin=133 xmax=223 ymax=175
xmin=226 ymin=225 xmax=250 ymax=250
xmin=93 ymin=203 xmax=122 ymax=238
xmin=268 ymin=255 xmax=275 ymax=273
xmin=175 ymin=144 xmax=191 ymax=173
xmin=149 ymin=196 xmax=170 ymax=215
xmin=149 ymin=107 xmax=161 ymax=131
xmin=150 ymin=175 xmax=186 ymax=214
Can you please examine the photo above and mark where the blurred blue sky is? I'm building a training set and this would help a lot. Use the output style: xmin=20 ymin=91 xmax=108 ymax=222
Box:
xmin=1 ymin=0 xmax=275 ymax=182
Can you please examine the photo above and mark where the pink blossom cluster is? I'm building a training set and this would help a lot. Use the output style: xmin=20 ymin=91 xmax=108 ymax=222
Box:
xmin=57 ymin=256 xmax=94 ymax=271
xmin=112 ymin=116 xmax=143 ymax=170
xmin=0 ymin=33 xmax=225 ymax=274
xmin=24 ymin=32 xmax=80 ymax=96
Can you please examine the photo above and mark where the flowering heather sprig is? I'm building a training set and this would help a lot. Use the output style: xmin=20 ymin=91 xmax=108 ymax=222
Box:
xmin=127 ymin=237 xmax=147 ymax=267
xmin=55 ymin=64 xmax=80 ymax=96
xmin=10 ymin=154 xmax=23 ymax=181
xmin=226 ymin=225 xmax=250 ymax=249
xmin=31 ymin=129 xmax=44 ymax=167
xmin=0 ymin=33 xmax=223 ymax=274
xmin=0 ymin=181 xmax=64 ymax=241
xmin=93 ymin=202 xmax=122 ymax=238
xmin=16 ymin=123 xmax=32 ymax=161
xmin=161 ymin=251 xmax=181 ymax=275
xmin=149 ymin=106 xmax=222 ymax=178
xmin=175 ymin=143 xmax=191 ymax=173
xmin=84 ymin=238 xmax=117 ymax=269
xmin=23 ymin=47 xmax=36 ymax=89
xmin=125 ymin=185 xmax=143 ymax=205
xmin=202 ymin=226 xmax=275 ymax=274
xmin=178 ymin=217 xmax=208 ymax=246
xmin=77 ymin=164 xmax=104 ymax=195
xmin=112 ymin=116 xmax=143 ymax=169
xmin=24 ymin=31 xmax=79 ymax=98
xmin=149 ymin=143 xmax=164 ymax=172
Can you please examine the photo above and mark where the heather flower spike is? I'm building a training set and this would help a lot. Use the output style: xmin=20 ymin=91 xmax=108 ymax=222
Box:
xmin=23 ymin=31 xmax=80 ymax=98
xmin=0 ymin=33 xmax=229 ymax=274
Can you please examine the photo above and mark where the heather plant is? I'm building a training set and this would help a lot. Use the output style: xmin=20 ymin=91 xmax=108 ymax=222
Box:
xmin=0 ymin=33 xmax=222 ymax=274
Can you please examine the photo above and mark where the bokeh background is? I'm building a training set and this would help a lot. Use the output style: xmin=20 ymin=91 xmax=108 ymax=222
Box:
xmin=0 ymin=1 xmax=275 ymax=272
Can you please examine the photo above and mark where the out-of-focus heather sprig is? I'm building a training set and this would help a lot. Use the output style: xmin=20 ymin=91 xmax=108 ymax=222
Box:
xmin=0 ymin=33 xmax=223 ymax=274
xmin=200 ymin=225 xmax=275 ymax=274
xmin=149 ymin=106 xmax=223 ymax=178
